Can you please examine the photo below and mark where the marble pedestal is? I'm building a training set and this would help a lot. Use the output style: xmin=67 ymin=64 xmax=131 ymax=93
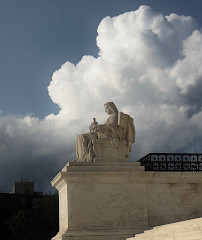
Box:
xmin=51 ymin=161 xmax=149 ymax=240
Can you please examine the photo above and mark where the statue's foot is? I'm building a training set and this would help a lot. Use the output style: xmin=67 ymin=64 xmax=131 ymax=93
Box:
xmin=87 ymin=157 xmax=94 ymax=162
xmin=77 ymin=158 xmax=87 ymax=162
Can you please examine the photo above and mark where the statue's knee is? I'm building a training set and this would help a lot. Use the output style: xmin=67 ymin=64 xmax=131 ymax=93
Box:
xmin=77 ymin=134 xmax=86 ymax=143
xmin=77 ymin=134 xmax=82 ymax=139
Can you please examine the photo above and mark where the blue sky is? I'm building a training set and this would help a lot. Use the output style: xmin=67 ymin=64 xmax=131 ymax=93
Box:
xmin=0 ymin=0 xmax=202 ymax=118
xmin=0 ymin=0 xmax=202 ymax=192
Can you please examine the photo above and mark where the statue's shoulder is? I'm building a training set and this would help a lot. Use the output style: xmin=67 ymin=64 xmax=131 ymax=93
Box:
xmin=118 ymin=112 xmax=135 ymax=143
xmin=118 ymin=112 xmax=134 ymax=126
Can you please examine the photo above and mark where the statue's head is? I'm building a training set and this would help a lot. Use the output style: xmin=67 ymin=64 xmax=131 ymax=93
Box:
xmin=104 ymin=102 xmax=118 ymax=115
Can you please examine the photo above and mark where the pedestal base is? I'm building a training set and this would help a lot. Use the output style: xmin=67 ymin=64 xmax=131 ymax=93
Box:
xmin=51 ymin=161 xmax=149 ymax=240
xmin=52 ymin=228 xmax=147 ymax=240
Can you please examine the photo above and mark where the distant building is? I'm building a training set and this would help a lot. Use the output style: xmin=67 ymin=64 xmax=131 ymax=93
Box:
xmin=12 ymin=180 xmax=34 ymax=194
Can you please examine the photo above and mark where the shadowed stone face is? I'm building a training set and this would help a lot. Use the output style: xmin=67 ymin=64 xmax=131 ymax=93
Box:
xmin=104 ymin=105 xmax=112 ymax=115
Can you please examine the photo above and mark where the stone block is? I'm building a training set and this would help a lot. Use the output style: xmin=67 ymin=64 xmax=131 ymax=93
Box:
xmin=51 ymin=161 xmax=202 ymax=240
xmin=51 ymin=161 xmax=149 ymax=240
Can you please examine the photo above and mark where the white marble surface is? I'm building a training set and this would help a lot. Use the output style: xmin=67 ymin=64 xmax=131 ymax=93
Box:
xmin=51 ymin=161 xmax=202 ymax=240
xmin=51 ymin=161 xmax=147 ymax=240
xmin=127 ymin=218 xmax=202 ymax=240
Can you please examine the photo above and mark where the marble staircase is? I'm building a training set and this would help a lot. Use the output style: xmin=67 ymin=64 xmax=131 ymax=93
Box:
xmin=127 ymin=218 xmax=202 ymax=240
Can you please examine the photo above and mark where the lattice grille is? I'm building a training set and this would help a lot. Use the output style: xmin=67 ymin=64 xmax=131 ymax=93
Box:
xmin=138 ymin=153 xmax=202 ymax=171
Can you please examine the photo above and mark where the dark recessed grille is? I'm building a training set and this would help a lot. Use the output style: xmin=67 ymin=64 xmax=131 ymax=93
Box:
xmin=138 ymin=153 xmax=202 ymax=172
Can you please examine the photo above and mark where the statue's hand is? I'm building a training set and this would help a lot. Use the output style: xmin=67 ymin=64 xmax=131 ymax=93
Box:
xmin=90 ymin=132 xmax=98 ymax=140
xmin=89 ymin=121 xmax=98 ymax=132
xmin=96 ymin=124 xmax=109 ymax=134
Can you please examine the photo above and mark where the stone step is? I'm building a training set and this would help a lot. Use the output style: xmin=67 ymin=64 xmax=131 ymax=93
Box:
xmin=153 ymin=218 xmax=202 ymax=229
xmin=62 ymin=161 xmax=145 ymax=172
xmin=133 ymin=229 xmax=202 ymax=239
xmin=67 ymin=165 xmax=145 ymax=171
xmin=133 ymin=234 xmax=202 ymax=240
xmin=127 ymin=218 xmax=202 ymax=240
xmin=141 ymin=226 xmax=201 ymax=235
xmin=129 ymin=232 xmax=202 ymax=240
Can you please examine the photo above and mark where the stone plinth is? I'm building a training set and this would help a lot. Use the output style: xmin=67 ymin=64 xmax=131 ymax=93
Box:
xmin=51 ymin=161 xmax=149 ymax=240
xmin=51 ymin=161 xmax=202 ymax=240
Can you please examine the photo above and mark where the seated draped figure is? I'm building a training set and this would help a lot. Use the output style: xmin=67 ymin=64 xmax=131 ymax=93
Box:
xmin=76 ymin=102 xmax=135 ymax=162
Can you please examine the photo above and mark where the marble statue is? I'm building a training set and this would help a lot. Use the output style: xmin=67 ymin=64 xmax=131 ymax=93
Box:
xmin=76 ymin=102 xmax=135 ymax=162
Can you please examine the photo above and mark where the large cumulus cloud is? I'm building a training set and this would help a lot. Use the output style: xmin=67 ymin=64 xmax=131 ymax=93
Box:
xmin=1 ymin=5 xmax=202 ymax=192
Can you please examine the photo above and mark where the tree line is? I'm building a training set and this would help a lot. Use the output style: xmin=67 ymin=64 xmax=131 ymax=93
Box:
xmin=0 ymin=192 xmax=59 ymax=240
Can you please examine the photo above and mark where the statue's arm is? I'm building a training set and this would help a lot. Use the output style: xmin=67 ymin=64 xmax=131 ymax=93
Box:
xmin=89 ymin=118 xmax=98 ymax=132
xmin=105 ymin=114 xmax=118 ymax=128
xmin=95 ymin=114 xmax=118 ymax=137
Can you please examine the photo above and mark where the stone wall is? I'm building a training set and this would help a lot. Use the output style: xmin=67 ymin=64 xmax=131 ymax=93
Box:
xmin=51 ymin=162 xmax=202 ymax=240
xmin=146 ymin=172 xmax=202 ymax=227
